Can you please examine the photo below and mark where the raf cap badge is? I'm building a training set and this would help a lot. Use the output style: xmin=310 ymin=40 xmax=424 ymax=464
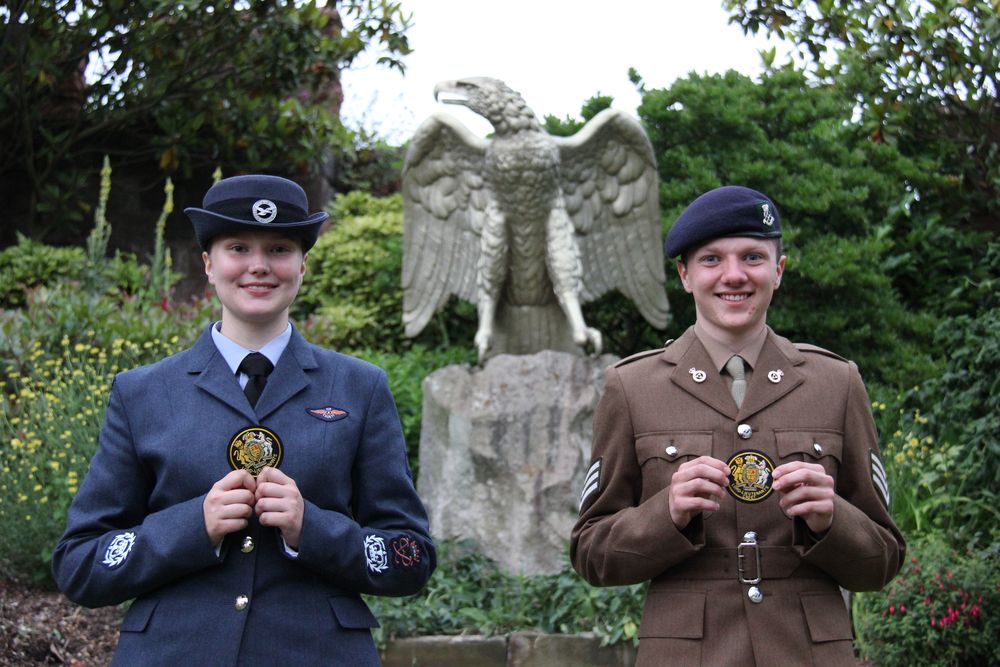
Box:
xmin=228 ymin=426 xmax=283 ymax=477
xmin=251 ymin=199 xmax=277 ymax=223
xmin=727 ymin=450 xmax=775 ymax=503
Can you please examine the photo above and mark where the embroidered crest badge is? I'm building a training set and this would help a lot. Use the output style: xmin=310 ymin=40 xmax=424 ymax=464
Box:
xmin=390 ymin=536 xmax=423 ymax=570
xmin=307 ymin=406 xmax=349 ymax=422
xmin=727 ymin=450 xmax=775 ymax=503
xmin=252 ymin=199 xmax=277 ymax=223
xmin=364 ymin=535 xmax=388 ymax=574
xmin=228 ymin=426 xmax=283 ymax=477
xmin=102 ymin=531 xmax=136 ymax=568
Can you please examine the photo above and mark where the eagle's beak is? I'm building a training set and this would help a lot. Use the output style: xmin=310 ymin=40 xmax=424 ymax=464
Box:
xmin=433 ymin=80 xmax=469 ymax=106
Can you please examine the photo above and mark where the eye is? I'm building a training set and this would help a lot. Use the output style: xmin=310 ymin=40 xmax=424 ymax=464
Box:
xmin=698 ymin=254 xmax=720 ymax=265
xmin=745 ymin=252 xmax=765 ymax=263
xmin=227 ymin=243 xmax=247 ymax=253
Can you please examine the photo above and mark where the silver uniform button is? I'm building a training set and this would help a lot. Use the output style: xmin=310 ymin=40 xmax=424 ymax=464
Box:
xmin=813 ymin=443 xmax=823 ymax=455
xmin=747 ymin=586 xmax=763 ymax=604
xmin=241 ymin=536 xmax=255 ymax=553
xmin=235 ymin=595 xmax=249 ymax=611
xmin=737 ymin=424 xmax=753 ymax=439
xmin=665 ymin=445 xmax=678 ymax=457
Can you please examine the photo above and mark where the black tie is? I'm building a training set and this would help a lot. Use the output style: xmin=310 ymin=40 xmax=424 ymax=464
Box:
xmin=238 ymin=352 xmax=273 ymax=408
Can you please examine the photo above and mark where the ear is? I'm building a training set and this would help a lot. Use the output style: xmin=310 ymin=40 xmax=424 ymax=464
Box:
xmin=676 ymin=260 xmax=692 ymax=293
xmin=202 ymin=251 xmax=215 ymax=285
xmin=775 ymin=254 xmax=786 ymax=289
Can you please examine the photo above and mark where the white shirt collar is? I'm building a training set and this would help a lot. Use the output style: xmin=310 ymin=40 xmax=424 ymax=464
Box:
xmin=211 ymin=321 xmax=292 ymax=378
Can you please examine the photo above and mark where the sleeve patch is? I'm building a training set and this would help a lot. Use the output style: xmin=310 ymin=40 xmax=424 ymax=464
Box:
xmin=102 ymin=531 xmax=136 ymax=568
xmin=579 ymin=458 xmax=602 ymax=511
xmin=870 ymin=450 xmax=890 ymax=508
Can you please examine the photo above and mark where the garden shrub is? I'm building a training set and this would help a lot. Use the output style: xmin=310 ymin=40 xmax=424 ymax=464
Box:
xmin=854 ymin=537 xmax=1000 ymax=667
xmin=366 ymin=541 xmax=645 ymax=649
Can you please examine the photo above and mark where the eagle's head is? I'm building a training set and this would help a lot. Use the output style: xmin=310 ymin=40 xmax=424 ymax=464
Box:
xmin=434 ymin=77 xmax=540 ymax=135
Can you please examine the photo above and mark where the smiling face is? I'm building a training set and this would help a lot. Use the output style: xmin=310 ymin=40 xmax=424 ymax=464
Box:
xmin=677 ymin=236 xmax=785 ymax=346
xmin=203 ymin=230 xmax=306 ymax=345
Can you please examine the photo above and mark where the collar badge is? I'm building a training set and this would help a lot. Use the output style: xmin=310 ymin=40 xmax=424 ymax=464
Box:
xmin=767 ymin=369 xmax=784 ymax=383
xmin=689 ymin=367 xmax=707 ymax=383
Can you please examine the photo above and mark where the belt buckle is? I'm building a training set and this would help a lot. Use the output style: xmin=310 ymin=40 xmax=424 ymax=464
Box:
xmin=737 ymin=531 xmax=761 ymax=585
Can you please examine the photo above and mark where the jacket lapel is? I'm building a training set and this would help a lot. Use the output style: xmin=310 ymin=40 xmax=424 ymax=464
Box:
xmin=254 ymin=326 xmax=318 ymax=421
xmin=188 ymin=325 xmax=258 ymax=422
xmin=738 ymin=330 xmax=805 ymax=418
xmin=663 ymin=328 xmax=738 ymax=419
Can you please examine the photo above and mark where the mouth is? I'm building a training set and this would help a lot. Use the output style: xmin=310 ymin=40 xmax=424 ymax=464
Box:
xmin=718 ymin=293 xmax=751 ymax=303
xmin=241 ymin=282 xmax=277 ymax=293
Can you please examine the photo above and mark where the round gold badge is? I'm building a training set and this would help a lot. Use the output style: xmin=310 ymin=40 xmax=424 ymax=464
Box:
xmin=228 ymin=426 xmax=282 ymax=477
xmin=726 ymin=449 xmax=775 ymax=503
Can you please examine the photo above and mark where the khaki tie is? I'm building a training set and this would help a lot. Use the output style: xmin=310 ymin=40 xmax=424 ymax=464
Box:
xmin=725 ymin=355 xmax=747 ymax=408
xmin=238 ymin=352 xmax=273 ymax=408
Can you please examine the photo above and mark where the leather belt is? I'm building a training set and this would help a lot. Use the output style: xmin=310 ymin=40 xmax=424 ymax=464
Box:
xmin=663 ymin=546 xmax=825 ymax=581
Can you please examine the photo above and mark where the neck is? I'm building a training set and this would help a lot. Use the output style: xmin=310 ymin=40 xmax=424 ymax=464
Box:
xmin=219 ymin=315 xmax=289 ymax=350
xmin=694 ymin=320 xmax=767 ymax=352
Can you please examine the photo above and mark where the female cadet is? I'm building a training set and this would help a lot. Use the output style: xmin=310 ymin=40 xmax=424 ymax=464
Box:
xmin=571 ymin=186 xmax=904 ymax=666
xmin=53 ymin=174 xmax=435 ymax=666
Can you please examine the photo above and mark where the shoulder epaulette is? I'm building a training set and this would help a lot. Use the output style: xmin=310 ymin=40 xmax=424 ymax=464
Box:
xmin=794 ymin=343 xmax=848 ymax=363
xmin=614 ymin=339 xmax=674 ymax=368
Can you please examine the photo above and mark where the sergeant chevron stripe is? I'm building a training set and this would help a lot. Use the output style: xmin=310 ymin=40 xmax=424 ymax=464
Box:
xmin=870 ymin=451 xmax=891 ymax=507
xmin=579 ymin=458 xmax=602 ymax=511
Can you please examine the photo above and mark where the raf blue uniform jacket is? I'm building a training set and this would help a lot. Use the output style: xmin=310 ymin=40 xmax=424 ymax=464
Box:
xmin=53 ymin=324 xmax=435 ymax=666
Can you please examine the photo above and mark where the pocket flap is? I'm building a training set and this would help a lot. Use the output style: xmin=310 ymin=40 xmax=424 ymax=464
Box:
xmin=800 ymin=591 xmax=853 ymax=642
xmin=329 ymin=595 xmax=380 ymax=630
xmin=774 ymin=430 xmax=843 ymax=463
xmin=636 ymin=432 xmax=713 ymax=465
xmin=638 ymin=590 xmax=705 ymax=639
xmin=120 ymin=596 xmax=158 ymax=633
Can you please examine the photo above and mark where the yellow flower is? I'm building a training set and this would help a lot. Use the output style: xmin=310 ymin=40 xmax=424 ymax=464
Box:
xmin=33 ymin=484 xmax=42 ymax=492
xmin=74 ymin=343 xmax=86 ymax=352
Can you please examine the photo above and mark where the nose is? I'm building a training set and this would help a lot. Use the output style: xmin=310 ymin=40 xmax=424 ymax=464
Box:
xmin=720 ymin=257 xmax=747 ymax=284
xmin=247 ymin=249 xmax=270 ymax=275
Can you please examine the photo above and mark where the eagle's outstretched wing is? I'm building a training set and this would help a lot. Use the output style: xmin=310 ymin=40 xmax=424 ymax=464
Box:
xmin=555 ymin=109 xmax=669 ymax=329
xmin=401 ymin=113 xmax=490 ymax=337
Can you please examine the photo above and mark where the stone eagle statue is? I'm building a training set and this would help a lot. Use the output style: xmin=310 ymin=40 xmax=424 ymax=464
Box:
xmin=401 ymin=77 xmax=669 ymax=360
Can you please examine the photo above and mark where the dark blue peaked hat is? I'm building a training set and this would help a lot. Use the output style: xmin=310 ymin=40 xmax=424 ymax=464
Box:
xmin=665 ymin=185 xmax=781 ymax=258
xmin=184 ymin=174 xmax=328 ymax=251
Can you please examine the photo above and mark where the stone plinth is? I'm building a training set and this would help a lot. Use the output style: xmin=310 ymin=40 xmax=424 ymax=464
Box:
xmin=417 ymin=351 xmax=616 ymax=575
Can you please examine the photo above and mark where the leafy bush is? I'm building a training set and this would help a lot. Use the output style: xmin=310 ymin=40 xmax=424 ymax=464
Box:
xmin=0 ymin=318 xmax=188 ymax=585
xmin=854 ymin=537 xmax=1000 ymax=667
xmin=366 ymin=541 xmax=645 ymax=648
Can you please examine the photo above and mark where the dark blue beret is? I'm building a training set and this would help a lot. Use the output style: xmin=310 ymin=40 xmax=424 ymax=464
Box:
xmin=665 ymin=185 xmax=781 ymax=258
xmin=184 ymin=174 xmax=328 ymax=251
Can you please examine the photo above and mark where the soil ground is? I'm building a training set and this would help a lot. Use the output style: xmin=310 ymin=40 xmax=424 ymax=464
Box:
xmin=0 ymin=580 xmax=120 ymax=666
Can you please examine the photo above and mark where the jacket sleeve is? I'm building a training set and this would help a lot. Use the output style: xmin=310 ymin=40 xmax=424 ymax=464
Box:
xmin=799 ymin=361 xmax=906 ymax=590
xmin=570 ymin=366 xmax=701 ymax=586
xmin=52 ymin=376 xmax=222 ymax=608
xmin=293 ymin=368 xmax=436 ymax=596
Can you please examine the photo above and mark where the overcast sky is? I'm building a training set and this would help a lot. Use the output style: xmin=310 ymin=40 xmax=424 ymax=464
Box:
xmin=339 ymin=0 xmax=788 ymax=142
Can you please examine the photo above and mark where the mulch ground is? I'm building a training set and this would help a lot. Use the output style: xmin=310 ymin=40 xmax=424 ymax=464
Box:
xmin=0 ymin=580 xmax=120 ymax=666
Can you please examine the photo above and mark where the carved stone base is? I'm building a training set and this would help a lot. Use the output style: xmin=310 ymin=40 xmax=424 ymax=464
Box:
xmin=417 ymin=350 xmax=616 ymax=575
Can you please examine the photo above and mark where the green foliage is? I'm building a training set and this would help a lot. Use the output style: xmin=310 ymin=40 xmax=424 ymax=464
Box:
xmin=366 ymin=542 xmax=645 ymax=648
xmin=1 ymin=1 xmax=412 ymax=235
xmin=725 ymin=0 xmax=999 ymax=270
xmin=0 ymin=234 xmax=86 ymax=308
xmin=853 ymin=537 xmax=1000 ymax=667
xmin=543 ymin=94 xmax=614 ymax=137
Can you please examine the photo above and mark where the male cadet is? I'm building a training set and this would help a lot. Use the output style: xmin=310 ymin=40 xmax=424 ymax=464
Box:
xmin=571 ymin=185 xmax=904 ymax=666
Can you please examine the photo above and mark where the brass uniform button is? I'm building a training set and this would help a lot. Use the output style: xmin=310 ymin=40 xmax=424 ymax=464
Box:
xmin=737 ymin=424 xmax=753 ymax=439
xmin=241 ymin=536 xmax=255 ymax=553
xmin=748 ymin=586 xmax=763 ymax=604
xmin=813 ymin=443 xmax=824 ymax=455
xmin=665 ymin=445 xmax=678 ymax=457
xmin=235 ymin=595 xmax=249 ymax=611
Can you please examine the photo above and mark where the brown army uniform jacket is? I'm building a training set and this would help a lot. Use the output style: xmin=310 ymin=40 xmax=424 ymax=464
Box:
xmin=571 ymin=327 xmax=905 ymax=667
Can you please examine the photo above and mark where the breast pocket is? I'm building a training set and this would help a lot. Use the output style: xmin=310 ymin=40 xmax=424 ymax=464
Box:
xmin=635 ymin=431 xmax=713 ymax=503
xmin=774 ymin=429 xmax=843 ymax=478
